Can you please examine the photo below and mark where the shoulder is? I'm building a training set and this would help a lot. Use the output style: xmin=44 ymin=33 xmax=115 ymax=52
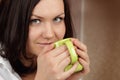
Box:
xmin=0 ymin=56 xmax=22 ymax=80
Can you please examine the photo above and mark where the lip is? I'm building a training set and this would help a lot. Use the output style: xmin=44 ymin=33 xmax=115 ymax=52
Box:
xmin=37 ymin=42 xmax=53 ymax=46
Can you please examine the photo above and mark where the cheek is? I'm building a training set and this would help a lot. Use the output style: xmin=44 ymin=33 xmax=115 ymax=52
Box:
xmin=55 ymin=25 xmax=66 ymax=39
xmin=28 ymin=27 xmax=42 ymax=42
xmin=27 ymin=32 xmax=37 ymax=47
xmin=26 ymin=28 xmax=41 ymax=55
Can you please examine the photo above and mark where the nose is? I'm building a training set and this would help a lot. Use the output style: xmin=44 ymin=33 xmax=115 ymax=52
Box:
xmin=42 ymin=22 xmax=55 ymax=39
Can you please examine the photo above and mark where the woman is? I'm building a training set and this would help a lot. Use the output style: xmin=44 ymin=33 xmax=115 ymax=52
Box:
xmin=0 ymin=0 xmax=90 ymax=80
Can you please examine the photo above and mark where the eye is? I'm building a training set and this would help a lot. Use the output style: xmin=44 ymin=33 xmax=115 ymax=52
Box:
xmin=54 ymin=17 xmax=64 ymax=23
xmin=30 ymin=19 xmax=41 ymax=25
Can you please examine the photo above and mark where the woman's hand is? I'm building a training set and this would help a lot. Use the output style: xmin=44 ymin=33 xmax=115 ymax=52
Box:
xmin=35 ymin=43 xmax=78 ymax=80
xmin=66 ymin=38 xmax=90 ymax=80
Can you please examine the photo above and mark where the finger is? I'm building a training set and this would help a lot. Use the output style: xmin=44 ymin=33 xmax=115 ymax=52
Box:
xmin=39 ymin=44 xmax=54 ymax=56
xmin=70 ymin=38 xmax=87 ymax=52
xmin=76 ymin=48 xmax=90 ymax=64
xmin=55 ymin=50 xmax=70 ymax=63
xmin=61 ymin=62 xmax=79 ymax=78
xmin=58 ymin=57 xmax=71 ymax=70
xmin=79 ymin=58 xmax=90 ymax=75
xmin=51 ymin=45 xmax=67 ymax=57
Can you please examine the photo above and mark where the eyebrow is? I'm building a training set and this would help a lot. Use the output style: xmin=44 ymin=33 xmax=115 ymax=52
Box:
xmin=31 ymin=13 xmax=65 ymax=19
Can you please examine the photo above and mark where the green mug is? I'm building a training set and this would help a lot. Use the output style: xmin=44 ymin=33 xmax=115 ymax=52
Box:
xmin=54 ymin=38 xmax=83 ymax=72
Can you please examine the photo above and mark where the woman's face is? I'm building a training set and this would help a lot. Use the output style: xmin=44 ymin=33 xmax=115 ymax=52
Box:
xmin=26 ymin=0 xmax=65 ymax=56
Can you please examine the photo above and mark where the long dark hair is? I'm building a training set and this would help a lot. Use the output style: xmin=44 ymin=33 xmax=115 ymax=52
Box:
xmin=0 ymin=0 xmax=73 ymax=76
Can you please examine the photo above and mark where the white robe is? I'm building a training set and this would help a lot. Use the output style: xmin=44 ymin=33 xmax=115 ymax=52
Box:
xmin=0 ymin=56 xmax=22 ymax=80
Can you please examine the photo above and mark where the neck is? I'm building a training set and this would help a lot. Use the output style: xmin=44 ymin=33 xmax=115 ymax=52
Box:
xmin=21 ymin=72 xmax=36 ymax=80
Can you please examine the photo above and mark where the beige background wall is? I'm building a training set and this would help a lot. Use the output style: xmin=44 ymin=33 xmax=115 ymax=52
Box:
xmin=70 ymin=0 xmax=120 ymax=80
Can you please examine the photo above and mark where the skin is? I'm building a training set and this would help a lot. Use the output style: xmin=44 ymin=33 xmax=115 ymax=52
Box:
xmin=23 ymin=0 xmax=90 ymax=80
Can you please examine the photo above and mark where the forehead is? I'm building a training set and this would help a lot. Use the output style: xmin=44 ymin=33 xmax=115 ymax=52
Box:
xmin=32 ymin=0 xmax=64 ymax=16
